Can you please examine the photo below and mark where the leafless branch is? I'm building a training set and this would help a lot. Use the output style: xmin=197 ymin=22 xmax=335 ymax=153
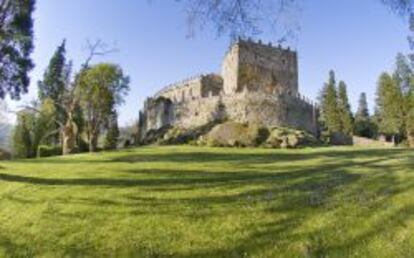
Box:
xmin=82 ymin=39 xmax=119 ymax=69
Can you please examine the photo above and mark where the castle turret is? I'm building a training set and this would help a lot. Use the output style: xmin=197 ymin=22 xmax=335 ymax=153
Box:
xmin=221 ymin=39 xmax=298 ymax=95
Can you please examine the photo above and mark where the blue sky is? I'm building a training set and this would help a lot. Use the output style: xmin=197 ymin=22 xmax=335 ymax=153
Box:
xmin=6 ymin=0 xmax=411 ymax=125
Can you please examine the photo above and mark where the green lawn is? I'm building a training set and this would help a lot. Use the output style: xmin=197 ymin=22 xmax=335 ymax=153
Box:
xmin=0 ymin=146 xmax=413 ymax=257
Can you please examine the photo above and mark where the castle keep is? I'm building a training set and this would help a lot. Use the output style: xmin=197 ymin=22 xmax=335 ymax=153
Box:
xmin=138 ymin=39 xmax=319 ymax=140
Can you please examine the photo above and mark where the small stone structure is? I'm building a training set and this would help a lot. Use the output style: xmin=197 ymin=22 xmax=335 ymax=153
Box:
xmin=138 ymin=39 xmax=319 ymax=141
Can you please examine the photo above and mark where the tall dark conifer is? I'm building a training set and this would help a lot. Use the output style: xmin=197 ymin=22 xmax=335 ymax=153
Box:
xmin=337 ymin=81 xmax=353 ymax=135
xmin=354 ymin=93 xmax=374 ymax=138
xmin=319 ymin=70 xmax=342 ymax=133
xmin=376 ymin=72 xmax=404 ymax=141
xmin=37 ymin=40 xmax=69 ymax=144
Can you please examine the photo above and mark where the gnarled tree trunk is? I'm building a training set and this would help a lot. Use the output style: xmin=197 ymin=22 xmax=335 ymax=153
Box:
xmin=62 ymin=114 xmax=78 ymax=155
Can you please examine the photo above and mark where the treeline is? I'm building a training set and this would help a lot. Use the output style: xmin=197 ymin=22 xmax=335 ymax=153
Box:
xmin=13 ymin=40 xmax=131 ymax=158
xmin=319 ymin=53 xmax=414 ymax=147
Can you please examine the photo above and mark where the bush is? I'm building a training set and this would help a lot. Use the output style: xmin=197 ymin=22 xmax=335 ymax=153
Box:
xmin=124 ymin=139 xmax=131 ymax=148
xmin=0 ymin=148 xmax=11 ymax=160
xmin=37 ymin=145 xmax=62 ymax=158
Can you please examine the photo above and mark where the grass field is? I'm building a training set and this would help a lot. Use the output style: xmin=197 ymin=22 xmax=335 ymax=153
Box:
xmin=0 ymin=146 xmax=413 ymax=257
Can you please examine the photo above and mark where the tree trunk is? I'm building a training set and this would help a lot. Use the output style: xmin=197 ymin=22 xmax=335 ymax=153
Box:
xmin=62 ymin=119 xmax=77 ymax=155
xmin=89 ymin=132 xmax=98 ymax=152
xmin=407 ymin=130 xmax=414 ymax=148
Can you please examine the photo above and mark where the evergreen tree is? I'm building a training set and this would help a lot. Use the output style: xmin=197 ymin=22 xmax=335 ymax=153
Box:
xmin=319 ymin=70 xmax=342 ymax=133
xmin=354 ymin=93 xmax=374 ymax=138
xmin=337 ymin=81 xmax=354 ymax=135
xmin=394 ymin=53 xmax=412 ymax=94
xmin=0 ymin=0 xmax=35 ymax=100
xmin=104 ymin=110 xmax=119 ymax=150
xmin=37 ymin=40 xmax=69 ymax=144
xmin=405 ymin=89 xmax=414 ymax=146
xmin=393 ymin=53 xmax=414 ymax=146
xmin=376 ymin=72 xmax=404 ymax=142
xmin=38 ymin=40 xmax=67 ymax=102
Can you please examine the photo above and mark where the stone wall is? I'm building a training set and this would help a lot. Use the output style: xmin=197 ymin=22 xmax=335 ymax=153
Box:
xmin=222 ymin=39 xmax=298 ymax=95
xmin=138 ymin=39 xmax=318 ymax=142
xmin=139 ymin=91 xmax=319 ymax=138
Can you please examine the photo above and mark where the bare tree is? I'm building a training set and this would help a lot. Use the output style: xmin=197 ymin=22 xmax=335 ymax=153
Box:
xmin=61 ymin=39 xmax=118 ymax=155
xmin=173 ymin=0 xmax=302 ymax=42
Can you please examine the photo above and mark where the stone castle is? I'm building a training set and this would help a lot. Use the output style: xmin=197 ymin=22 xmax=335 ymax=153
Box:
xmin=138 ymin=39 xmax=319 ymax=141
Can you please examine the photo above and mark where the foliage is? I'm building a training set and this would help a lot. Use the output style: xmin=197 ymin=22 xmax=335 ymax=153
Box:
xmin=37 ymin=145 xmax=61 ymax=157
xmin=354 ymin=93 xmax=375 ymax=138
xmin=0 ymin=146 xmax=413 ymax=256
xmin=12 ymin=99 xmax=57 ymax=158
xmin=0 ymin=0 xmax=35 ymax=99
xmin=376 ymin=72 xmax=404 ymax=137
xmin=37 ymin=40 xmax=71 ymax=144
xmin=104 ymin=110 xmax=119 ymax=150
xmin=337 ymin=81 xmax=354 ymax=135
xmin=12 ymin=110 xmax=35 ymax=158
xmin=76 ymin=63 xmax=129 ymax=152
xmin=319 ymin=70 xmax=342 ymax=134
xmin=37 ymin=40 xmax=68 ymax=102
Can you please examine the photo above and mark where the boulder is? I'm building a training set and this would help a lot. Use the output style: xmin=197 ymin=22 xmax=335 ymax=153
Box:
xmin=265 ymin=127 xmax=320 ymax=149
xmin=203 ymin=122 xmax=267 ymax=147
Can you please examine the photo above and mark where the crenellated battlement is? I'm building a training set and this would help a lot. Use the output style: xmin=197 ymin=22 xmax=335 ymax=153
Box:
xmin=138 ymin=39 xmax=319 ymax=140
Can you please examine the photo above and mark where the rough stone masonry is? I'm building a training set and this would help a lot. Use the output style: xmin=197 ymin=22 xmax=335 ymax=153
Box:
xmin=138 ymin=39 xmax=319 ymax=141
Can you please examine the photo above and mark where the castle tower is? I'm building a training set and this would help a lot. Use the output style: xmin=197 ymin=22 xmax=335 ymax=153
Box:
xmin=221 ymin=39 xmax=298 ymax=95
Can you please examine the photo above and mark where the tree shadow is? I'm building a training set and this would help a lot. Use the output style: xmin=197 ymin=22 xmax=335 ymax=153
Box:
xmin=0 ymin=147 xmax=413 ymax=257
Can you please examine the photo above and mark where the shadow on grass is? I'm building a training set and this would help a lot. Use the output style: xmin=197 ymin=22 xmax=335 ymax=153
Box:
xmin=0 ymin=147 xmax=413 ymax=257
xmin=10 ymin=148 xmax=409 ymax=174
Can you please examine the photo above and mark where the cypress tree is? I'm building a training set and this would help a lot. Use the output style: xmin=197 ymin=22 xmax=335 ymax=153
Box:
xmin=38 ymin=40 xmax=67 ymax=102
xmin=337 ymin=81 xmax=353 ymax=135
xmin=319 ymin=70 xmax=342 ymax=133
xmin=37 ymin=40 xmax=69 ymax=144
xmin=376 ymin=72 xmax=404 ymax=142
xmin=354 ymin=93 xmax=373 ymax=138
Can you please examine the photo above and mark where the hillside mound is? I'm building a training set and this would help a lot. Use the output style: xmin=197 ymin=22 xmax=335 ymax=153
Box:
xmin=140 ymin=121 xmax=321 ymax=149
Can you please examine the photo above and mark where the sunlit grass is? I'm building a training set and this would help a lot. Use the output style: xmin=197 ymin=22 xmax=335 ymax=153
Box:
xmin=0 ymin=146 xmax=413 ymax=257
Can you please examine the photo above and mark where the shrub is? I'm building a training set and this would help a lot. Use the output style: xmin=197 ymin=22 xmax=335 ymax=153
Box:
xmin=37 ymin=145 xmax=62 ymax=158
xmin=0 ymin=148 xmax=11 ymax=160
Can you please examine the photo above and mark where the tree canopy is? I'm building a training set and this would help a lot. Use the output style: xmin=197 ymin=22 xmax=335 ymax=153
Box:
xmin=76 ymin=63 xmax=129 ymax=152
xmin=0 ymin=0 xmax=35 ymax=100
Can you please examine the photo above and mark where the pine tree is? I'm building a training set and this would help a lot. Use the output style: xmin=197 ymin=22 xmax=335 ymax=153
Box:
xmin=354 ymin=93 xmax=374 ymax=138
xmin=376 ymin=72 xmax=404 ymax=142
xmin=337 ymin=81 xmax=353 ymax=135
xmin=319 ymin=70 xmax=342 ymax=133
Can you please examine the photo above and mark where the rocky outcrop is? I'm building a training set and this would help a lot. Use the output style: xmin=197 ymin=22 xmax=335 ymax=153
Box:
xmin=139 ymin=121 xmax=321 ymax=149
